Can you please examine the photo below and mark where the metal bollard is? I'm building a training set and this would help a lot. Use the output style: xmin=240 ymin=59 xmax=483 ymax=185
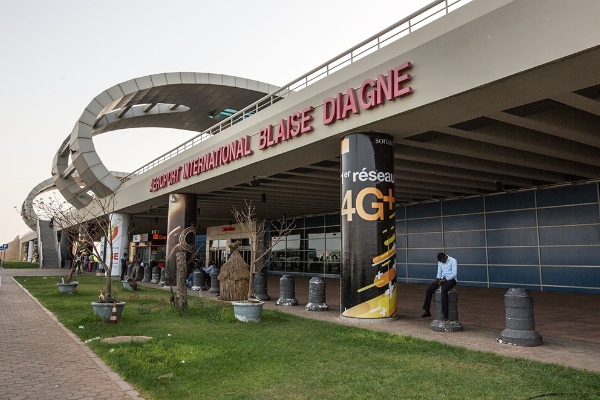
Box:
xmin=151 ymin=266 xmax=160 ymax=284
xmin=209 ymin=271 xmax=220 ymax=293
xmin=499 ymin=288 xmax=542 ymax=346
xmin=305 ymin=277 xmax=329 ymax=311
xmin=142 ymin=265 xmax=152 ymax=282
xmin=192 ymin=271 xmax=205 ymax=291
xmin=253 ymin=272 xmax=270 ymax=301
xmin=158 ymin=268 xmax=166 ymax=285
xmin=276 ymin=275 xmax=298 ymax=306
xmin=430 ymin=288 xmax=463 ymax=332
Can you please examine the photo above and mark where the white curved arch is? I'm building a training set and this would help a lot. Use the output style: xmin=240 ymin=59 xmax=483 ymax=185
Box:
xmin=51 ymin=72 xmax=277 ymax=209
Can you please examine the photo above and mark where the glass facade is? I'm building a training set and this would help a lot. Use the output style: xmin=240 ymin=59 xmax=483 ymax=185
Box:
xmin=266 ymin=214 xmax=341 ymax=276
xmin=265 ymin=182 xmax=600 ymax=294
xmin=396 ymin=182 xmax=600 ymax=294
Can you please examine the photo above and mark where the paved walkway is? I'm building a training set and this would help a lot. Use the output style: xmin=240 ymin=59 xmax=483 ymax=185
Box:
xmin=1 ymin=268 xmax=599 ymax=400
xmin=0 ymin=268 xmax=143 ymax=400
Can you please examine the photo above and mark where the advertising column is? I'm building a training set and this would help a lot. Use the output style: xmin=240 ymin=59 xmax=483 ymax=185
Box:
xmin=340 ymin=132 xmax=397 ymax=321
xmin=165 ymin=193 xmax=197 ymax=287
xmin=109 ymin=213 xmax=130 ymax=277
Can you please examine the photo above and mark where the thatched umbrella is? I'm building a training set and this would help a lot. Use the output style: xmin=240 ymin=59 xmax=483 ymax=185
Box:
xmin=217 ymin=241 xmax=250 ymax=301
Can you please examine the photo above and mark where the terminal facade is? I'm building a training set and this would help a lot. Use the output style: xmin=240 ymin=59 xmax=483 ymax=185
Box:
xmin=18 ymin=0 xmax=600 ymax=300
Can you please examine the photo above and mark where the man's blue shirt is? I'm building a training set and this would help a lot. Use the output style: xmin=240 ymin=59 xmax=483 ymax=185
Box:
xmin=437 ymin=256 xmax=457 ymax=281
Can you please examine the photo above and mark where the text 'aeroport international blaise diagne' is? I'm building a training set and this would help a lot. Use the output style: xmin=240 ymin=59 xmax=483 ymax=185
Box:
xmin=148 ymin=62 xmax=413 ymax=193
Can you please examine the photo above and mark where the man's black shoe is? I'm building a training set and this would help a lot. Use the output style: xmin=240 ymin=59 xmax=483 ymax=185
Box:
xmin=420 ymin=311 xmax=431 ymax=318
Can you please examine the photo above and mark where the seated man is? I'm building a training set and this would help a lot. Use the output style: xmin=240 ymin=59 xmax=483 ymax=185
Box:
xmin=202 ymin=261 xmax=216 ymax=287
xmin=420 ymin=252 xmax=457 ymax=320
xmin=186 ymin=267 xmax=200 ymax=288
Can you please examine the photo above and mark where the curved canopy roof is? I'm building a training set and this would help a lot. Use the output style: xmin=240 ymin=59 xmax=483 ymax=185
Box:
xmin=50 ymin=72 xmax=278 ymax=209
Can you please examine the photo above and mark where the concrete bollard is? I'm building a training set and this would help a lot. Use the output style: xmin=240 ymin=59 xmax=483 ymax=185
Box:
xmin=254 ymin=272 xmax=270 ymax=301
xmin=209 ymin=271 xmax=220 ymax=293
xmin=192 ymin=271 xmax=205 ymax=291
xmin=276 ymin=275 xmax=298 ymax=306
xmin=430 ymin=288 xmax=463 ymax=332
xmin=142 ymin=265 xmax=152 ymax=282
xmin=151 ymin=266 xmax=160 ymax=284
xmin=498 ymin=288 xmax=543 ymax=346
xmin=158 ymin=268 xmax=166 ymax=285
xmin=305 ymin=277 xmax=329 ymax=311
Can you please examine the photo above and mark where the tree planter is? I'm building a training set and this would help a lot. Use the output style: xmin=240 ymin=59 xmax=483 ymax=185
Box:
xmin=91 ymin=302 xmax=126 ymax=323
xmin=57 ymin=282 xmax=78 ymax=294
xmin=232 ymin=301 xmax=264 ymax=322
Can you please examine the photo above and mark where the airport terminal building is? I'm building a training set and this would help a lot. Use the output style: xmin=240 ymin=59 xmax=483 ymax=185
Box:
xmin=18 ymin=0 xmax=600 ymax=314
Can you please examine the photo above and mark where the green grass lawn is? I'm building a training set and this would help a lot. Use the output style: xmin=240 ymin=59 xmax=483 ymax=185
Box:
xmin=2 ymin=260 xmax=40 ymax=269
xmin=16 ymin=275 xmax=600 ymax=400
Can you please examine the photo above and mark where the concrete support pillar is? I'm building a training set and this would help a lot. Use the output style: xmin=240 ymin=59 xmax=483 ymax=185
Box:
xmin=27 ymin=240 xmax=34 ymax=262
xmin=253 ymin=272 xmax=270 ymax=301
xmin=209 ymin=271 xmax=220 ymax=293
xmin=340 ymin=132 xmax=397 ymax=322
xmin=165 ymin=194 xmax=197 ymax=287
xmin=108 ymin=213 xmax=130 ymax=278
xmin=430 ymin=288 xmax=463 ymax=332
xmin=142 ymin=264 xmax=151 ymax=282
xmin=305 ymin=277 xmax=329 ymax=311
xmin=151 ymin=266 xmax=160 ymax=284
xmin=276 ymin=275 xmax=298 ymax=306
xmin=499 ymin=288 xmax=543 ymax=346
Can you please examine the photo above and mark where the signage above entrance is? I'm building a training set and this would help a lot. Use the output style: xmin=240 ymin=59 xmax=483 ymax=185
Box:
xmin=147 ymin=62 xmax=412 ymax=193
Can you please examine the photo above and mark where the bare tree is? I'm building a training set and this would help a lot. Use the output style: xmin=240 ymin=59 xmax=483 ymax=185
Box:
xmin=231 ymin=200 xmax=294 ymax=301
xmin=32 ymin=190 xmax=121 ymax=302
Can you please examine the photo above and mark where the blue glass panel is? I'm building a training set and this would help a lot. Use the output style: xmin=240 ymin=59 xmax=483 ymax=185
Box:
xmin=540 ymin=246 xmax=600 ymax=266
xmin=325 ymin=214 xmax=340 ymax=226
xmin=406 ymin=202 xmax=441 ymax=219
xmin=396 ymin=234 xmax=407 ymax=249
xmin=395 ymin=205 xmax=406 ymax=220
xmin=489 ymin=265 xmax=540 ymax=284
xmin=488 ymin=247 xmax=539 ymax=265
xmin=536 ymin=183 xmax=598 ymax=207
xmin=393 ymin=249 xmax=406 ymax=264
xmin=406 ymin=217 xmax=441 ymax=233
xmin=395 ymin=221 xmax=407 ymax=235
xmin=443 ymin=214 xmax=485 ymax=231
xmin=444 ymin=231 xmax=486 ymax=247
xmin=487 ymin=228 xmax=538 ymax=247
xmin=539 ymin=225 xmax=600 ymax=245
xmin=407 ymin=233 xmax=442 ymax=249
xmin=538 ymin=204 xmax=600 ymax=226
xmin=542 ymin=266 xmax=600 ymax=288
xmin=305 ymin=215 xmax=324 ymax=228
xmin=407 ymin=249 xmax=440 ymax=263
xmin=485 ymin=191 xmax=535 ymax=212
xmin=442 ymin=197 xmax=484 ymax=215
xmin=458 ymin=265 xmax=488 ymax=283
xmin=486 ymin=209 xmax=537 ymax=229
xmin=542 ymin=286 xmax=600 ymax=294
xmin=489 ymin=282 xmax=541 ymax=291
xmin=395 ymin=263 xmax=407 ymax=278
xmin=443 ymin=248 xmax=487 ymax=264
xmin=407 ymin=264 xmax=438 ymax=280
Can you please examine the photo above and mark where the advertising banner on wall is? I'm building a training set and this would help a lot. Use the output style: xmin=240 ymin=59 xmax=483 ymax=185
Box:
xmin=340 ymin=132 xmax=397 ymax=321
xmin=108 ymin=213 xmax=130 ymax=277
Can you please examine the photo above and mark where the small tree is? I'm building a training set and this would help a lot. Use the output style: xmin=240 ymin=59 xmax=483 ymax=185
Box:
xmin=231 ymin=200 xmax=294 ymax=301
xmin=33 ymin=190 xmax=121 ymax=302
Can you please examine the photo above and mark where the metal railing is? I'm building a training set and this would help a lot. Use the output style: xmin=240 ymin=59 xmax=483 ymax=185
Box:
xmin=126 ymin=0 xmax=468 ymax=179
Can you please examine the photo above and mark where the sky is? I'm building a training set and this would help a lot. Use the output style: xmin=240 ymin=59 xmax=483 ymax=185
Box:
xmin=0 ymin=0 xmax=438 ymax=244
